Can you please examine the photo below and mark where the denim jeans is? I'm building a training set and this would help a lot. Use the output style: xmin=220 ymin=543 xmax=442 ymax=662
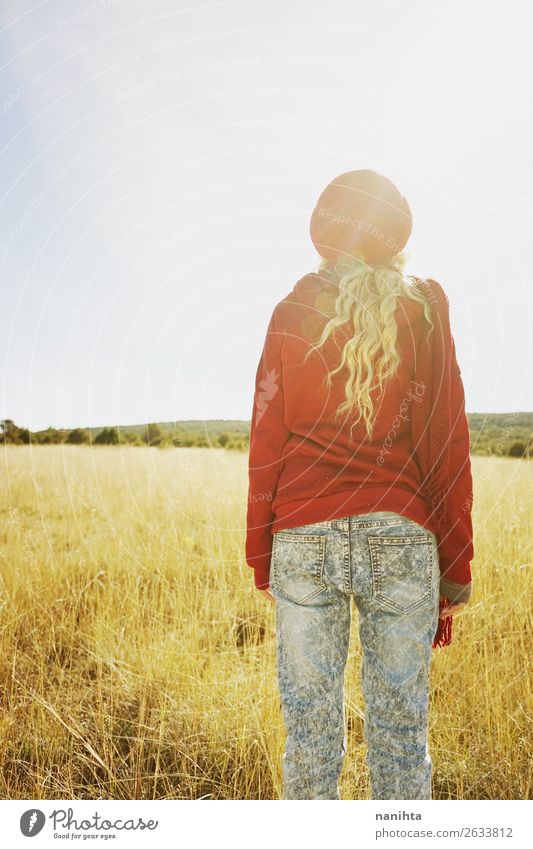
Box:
xmin=269 ymin=510 xmax=441 ymax=800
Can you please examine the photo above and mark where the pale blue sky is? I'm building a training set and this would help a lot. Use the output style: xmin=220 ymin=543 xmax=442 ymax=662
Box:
xmin=1 ymin=0 xmax=532 ymax=431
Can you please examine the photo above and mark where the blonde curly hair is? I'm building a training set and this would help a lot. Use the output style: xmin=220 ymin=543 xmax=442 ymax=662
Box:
xmin=303 ymin=250 xmax=434 ymax=440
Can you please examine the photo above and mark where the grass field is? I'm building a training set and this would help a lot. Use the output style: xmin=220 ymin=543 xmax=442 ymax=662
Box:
xmin=0 ymin=445 xmax=531 ymax=800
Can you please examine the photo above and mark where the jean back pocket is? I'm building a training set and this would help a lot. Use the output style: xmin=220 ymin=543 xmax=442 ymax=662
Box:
xmin=367 ymin=531 xmax=434 ymax=614
xmin=272 ymin=531 xmax=327 ymax=605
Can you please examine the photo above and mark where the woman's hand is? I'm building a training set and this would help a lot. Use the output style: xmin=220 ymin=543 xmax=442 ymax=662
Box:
xmin=439 ymin=598 xmax=468 ymax=619
xmin=258 ymin=588 xmax=276 ymax=605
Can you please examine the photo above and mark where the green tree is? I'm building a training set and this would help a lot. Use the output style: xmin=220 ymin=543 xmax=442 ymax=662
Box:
xmin=508 ymin=441 xmax=526 ymax=458
xmin=1 ymin=419 xmax=28 ymax=444
xmin=94 ymin=427 xmax=119 ymax=445
xmin=39 ymin=428 xmax=63 ymax=444
xmin=218 ymin=432 xmax=229 ymax=448
xmin=67 ymin=428 xmax=90 ymax=445
xmin=143 ymin=423 xmax=162 ymax=445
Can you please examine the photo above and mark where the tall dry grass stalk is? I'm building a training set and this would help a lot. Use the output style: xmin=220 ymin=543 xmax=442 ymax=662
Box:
xmin=0 ymin=445 xmax=531 ymax=799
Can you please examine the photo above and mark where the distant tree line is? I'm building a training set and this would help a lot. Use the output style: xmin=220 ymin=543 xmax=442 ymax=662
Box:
xmin=1 ymin=417 xmax=532 ymax=457
xmin=0 ymin=419 xmax=249 ymax=451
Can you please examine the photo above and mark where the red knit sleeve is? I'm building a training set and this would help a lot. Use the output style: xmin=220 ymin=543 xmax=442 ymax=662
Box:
xmin=245 ymin=306 xmax=292 ymax=589
xmin=437 ymin=336 xmax=474 ymax=586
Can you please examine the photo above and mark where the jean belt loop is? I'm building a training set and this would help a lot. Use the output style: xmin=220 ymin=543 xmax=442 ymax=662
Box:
xmin=332 ymin=517 xmax=349 ymax=531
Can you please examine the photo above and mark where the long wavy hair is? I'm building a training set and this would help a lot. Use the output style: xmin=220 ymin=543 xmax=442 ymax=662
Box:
xmin=303 ymin=251 xmax=434 ymax=440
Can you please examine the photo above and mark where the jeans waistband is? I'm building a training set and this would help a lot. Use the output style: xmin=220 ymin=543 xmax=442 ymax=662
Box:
xmin=314 ymin=511 xmax=421 ymax=530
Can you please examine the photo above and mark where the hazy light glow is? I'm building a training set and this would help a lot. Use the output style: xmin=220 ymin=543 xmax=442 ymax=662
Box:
xmin=0 ymin=0 xmax=531 ymax=430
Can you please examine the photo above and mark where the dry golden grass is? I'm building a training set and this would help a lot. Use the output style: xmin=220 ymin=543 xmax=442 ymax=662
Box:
xmin=0 ymin=445 xmax=531 ymax=799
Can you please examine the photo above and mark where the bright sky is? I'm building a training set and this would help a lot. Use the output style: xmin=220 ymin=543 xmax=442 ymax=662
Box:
xmin=1 ymin=0 xmax=532 ymax=431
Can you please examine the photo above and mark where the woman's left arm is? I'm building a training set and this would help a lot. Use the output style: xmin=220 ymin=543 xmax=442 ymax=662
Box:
xmin=437 ymin=335 xmax=475 ymax=603
xmin=245 ymin=306 xmax=291 ymax=590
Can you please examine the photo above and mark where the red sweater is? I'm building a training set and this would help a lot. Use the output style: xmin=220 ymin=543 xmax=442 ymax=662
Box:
xmin=245 ymin=272 xmax=474 ymax=596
